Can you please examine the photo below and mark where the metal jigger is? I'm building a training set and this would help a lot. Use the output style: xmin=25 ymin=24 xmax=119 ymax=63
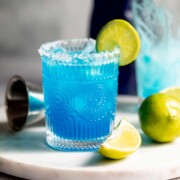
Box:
xmin=5 ymin=76 xmax=44 ymax=131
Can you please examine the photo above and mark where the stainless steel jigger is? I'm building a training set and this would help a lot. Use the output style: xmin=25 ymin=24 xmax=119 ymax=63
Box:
xmin=5 ymin=76 xmax=44 ymax=131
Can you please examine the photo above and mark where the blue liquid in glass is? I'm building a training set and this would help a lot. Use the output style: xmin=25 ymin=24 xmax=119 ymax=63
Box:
xmin=40 ymin=39 xmax=120 ymax=151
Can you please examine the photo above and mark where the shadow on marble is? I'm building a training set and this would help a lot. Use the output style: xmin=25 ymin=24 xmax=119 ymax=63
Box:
xmin=81 ymin=152 xmax=126 ymax=167
xmin=140 ymin=132 xmax=173 ymax=148
xmin=27 ymin=119 xmax=45 ymax=128
xmin=0 ymin=121 xmax=50 ymax=153
xmin=0 ymin=172 xmax=26 ymax=180
xmin=140 ymin=133 xmax=156 ymax=147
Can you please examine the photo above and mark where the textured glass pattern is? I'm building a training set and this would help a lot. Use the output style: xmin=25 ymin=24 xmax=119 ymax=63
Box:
xmin=39 ymin=39 xmax=120 ymax=151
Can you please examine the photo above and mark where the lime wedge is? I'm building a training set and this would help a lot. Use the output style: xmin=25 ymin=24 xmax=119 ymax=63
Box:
xmin=98 ymin=119 xmax=141 ymax=159
xmin=96 ymin=19 xmax=140 ymax=66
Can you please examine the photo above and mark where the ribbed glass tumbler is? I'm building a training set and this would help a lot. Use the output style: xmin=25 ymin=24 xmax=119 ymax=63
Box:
xmin=39 ymin=39 xmax=120 ymax=151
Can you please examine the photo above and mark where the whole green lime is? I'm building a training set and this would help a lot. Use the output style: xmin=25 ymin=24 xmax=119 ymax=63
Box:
xmin=138 ymin=93 xmax=180 ymax=142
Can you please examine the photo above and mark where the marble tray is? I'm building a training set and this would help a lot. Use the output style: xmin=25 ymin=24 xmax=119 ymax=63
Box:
xmin=0 ymin=96 xmax=180 ymax=180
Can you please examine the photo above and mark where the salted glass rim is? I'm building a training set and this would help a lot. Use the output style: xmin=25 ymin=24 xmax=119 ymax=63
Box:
xmin=38 ymin=38 xmax=120 ymax=65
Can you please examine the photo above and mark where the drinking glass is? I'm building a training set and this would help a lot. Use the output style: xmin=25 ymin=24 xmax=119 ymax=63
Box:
xmin=39 ymin=39 xmax=120 ymax=151
xmin=132 ymin=0 xmax=180 ymax=99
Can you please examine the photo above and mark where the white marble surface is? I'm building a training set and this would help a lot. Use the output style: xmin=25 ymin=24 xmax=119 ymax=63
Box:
xmin=0 ymin=96 xmax=180 ymax=180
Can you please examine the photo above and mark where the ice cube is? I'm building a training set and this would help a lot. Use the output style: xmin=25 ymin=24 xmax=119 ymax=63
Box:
xmin=49 ymin=42 xmax=73 ymax=62
xmin=82 ymin=38 xmax=96 ymax=54
xmin=53 ymin=43 xmax=67 ymax=54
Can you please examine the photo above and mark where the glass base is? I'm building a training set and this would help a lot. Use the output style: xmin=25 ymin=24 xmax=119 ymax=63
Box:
xmin=46 ymin=131 xmax=108 ymax=151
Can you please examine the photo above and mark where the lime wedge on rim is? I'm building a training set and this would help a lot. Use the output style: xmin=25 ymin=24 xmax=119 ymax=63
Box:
xmin=98 ymin=119 xmax=141 ymax=159
xmin=96 ymin=19 xmax=141 ymax=66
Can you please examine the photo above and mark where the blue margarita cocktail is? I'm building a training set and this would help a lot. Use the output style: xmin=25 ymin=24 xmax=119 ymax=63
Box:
xmin=39 ymin=39 xmax=120 ymax=151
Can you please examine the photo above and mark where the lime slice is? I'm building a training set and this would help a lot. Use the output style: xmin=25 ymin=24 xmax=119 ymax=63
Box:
xmin=98 ymin=119 xmax=141 ymax=159
xmin=96 ymin=19 xmax=141 ymax=66
xmin=161 ymin=86 xmax=180 ymax=102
